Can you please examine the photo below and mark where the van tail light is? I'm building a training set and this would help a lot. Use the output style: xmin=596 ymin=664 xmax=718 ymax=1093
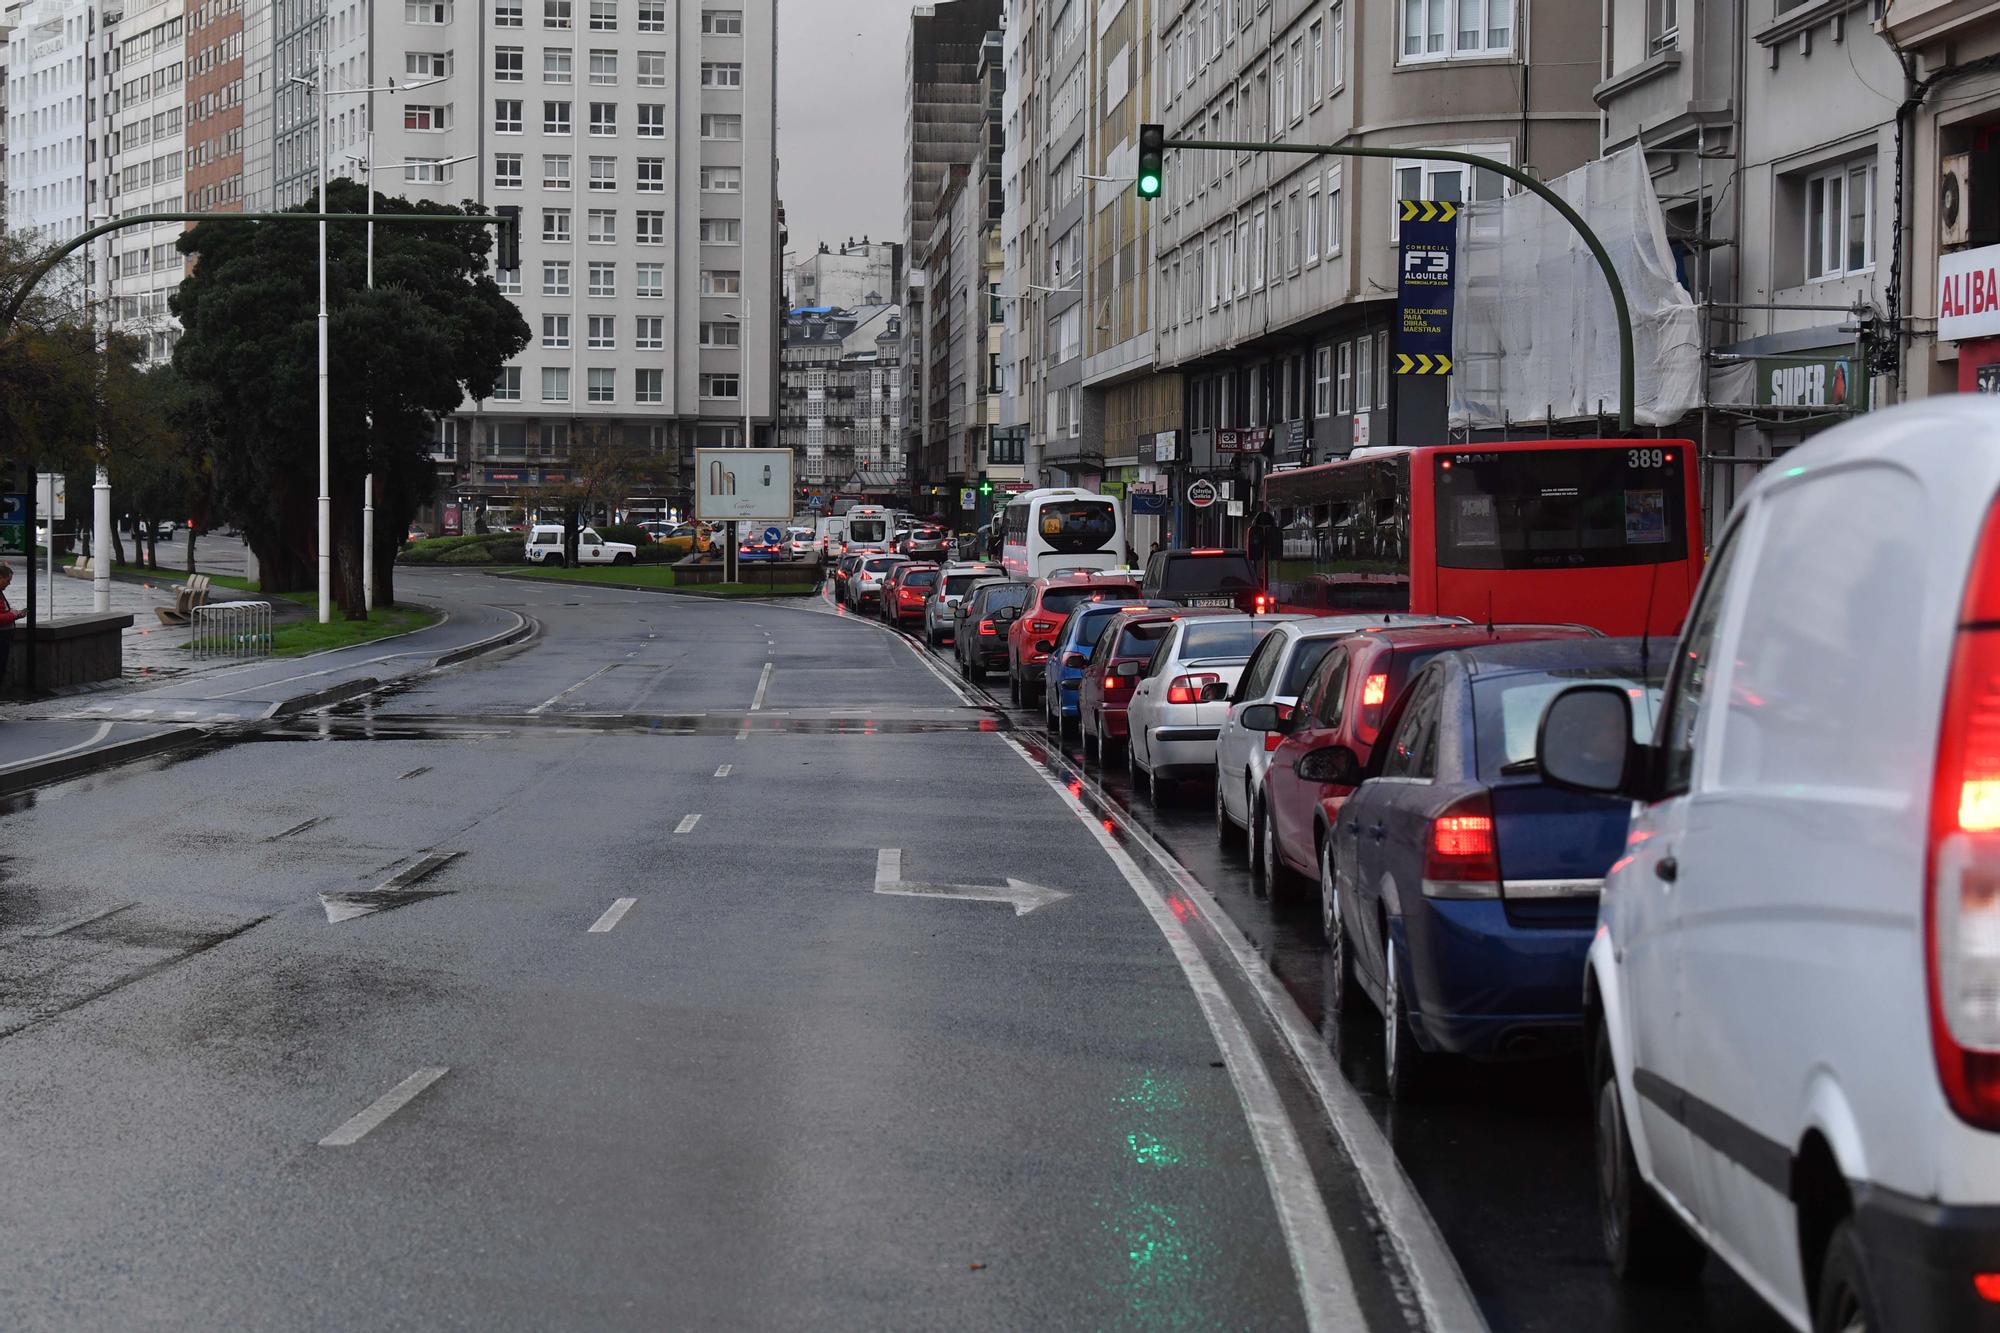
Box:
xmin=1929 ymin=500 xmax=2000 ymax=1131
xmin=978 ymin=619 xmax=998 ymax=636
xmin=1422 ymin=791 xmax=1500 ymax=899
xmin=1166 ymin=673 xmax=1220 ymax=705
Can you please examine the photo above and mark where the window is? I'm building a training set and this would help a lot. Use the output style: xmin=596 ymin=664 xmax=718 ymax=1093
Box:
xmin=1659 ymin=525 xmax=1742 ymax=795
xmin=542 ymin=367 xmax=570 ymax=402
xmin=1355 ymin=335 xmax=1374 ymax=412
xmin=637 ymin=0 xmax=665 ymax=31
xmin=636 ymin=51 xmax=666 ymax=85
xmin=1336 ymin=341 xmax=1353 ymax=413
xmin=1252 ymin=210 xmax=1267 ymax=289
xmin=543 ymin=314 xmax=571 ymax=348
xmin=703 ymin=269 xmax=741 ymax=295
xmin=492 ymin=366 xmax=522 ymax=400
xmin=496 ymin=265 xmax=522 ymax=295
xmin=542 ymin=260 xmax=570 ymax=295
xmin=700 ymin=320 xmax=739 ymax=347
xmin=636 ymin=210 xmax=665 ymax=244
xmin=544 ymin=0 xmax=572 ymax=27
xmin=1270 ymin=198 xmax=1285 ymax=282
xmin=1290 ymin=38 xmax=1305 ymax=121
xmin=589 ymin=103 xmax=616 ymax=135
xmin=543 ymin=209 xmax=571 ymax=242
xmin=406 ymin=157 xmax=453 ymax=184
xmin=638 ymin=158 xmax=666 ymax=192
xmin=1305 ymin=183 xmax=1321 ymax=263
xmin=635 ymin=368 xmax=663 ymax=403
xmin=636 ymin=316 xmax=665 ymax=349
xmin=702 ymin=62 xmax=742 ymax=88
xmin=1314 ymin=346 xmax=1332 ymax=416
xmin=701 ymin=113 xmax=742 ymax=140
xmin=494 ymin=46 xmax=523 ymax=80
xmin=410 ymin=52 xmax=450 ymax=77
xmin=1649 ymin=0 xmax=1678 ymax=52
xmin=589 ymin=49 xmax=617 ymax=83
xmin=1393 ymin=144 xmax=1509 ymax=221
xmin=495 ymin=153 xmax=523 ymax=188
xmin=1381 ymin=670 xmax=1443 ymax=780
xmin=1806 ymin=160 xmax=1874 ymax=280
xmin=700 ymin=218 xmax=740 ymax=244
xmin=1235 ymin=220 xmax=1251 ymax=296
xmin=1271 ymin=57 xmax=1286 ymax=132
xmin=494 ymin=99 xmax=523 ymax=133
xmin=587 ymin=314 xmax=615 ymax=348
xmin=588 ymin=261 xmax=616 ymax=295
xmin=587 ymin=209 xmax=617 ymax=243
xmin=406 ymin=1 xmax=449 ymax=22
xmin=1310 ymin=22 xmax=1323 ymax=102
xmin=588 ymin=0 xmax=617 ymax=29
xmin=496 ymin=0 xmax=523 ymax=26
xmin=587 ymin=367 xmax=615 ymax=402
xmin=543 ymin=153 xmax=571 ymax=188
xmin=702 ymin=8 xmax=742 ymax=34
xmin=544 ymin=48 xmax=572 ymax=82
xmin=1289 ymin=190 xmax=1304 ymax=273
xmin=637 ymin=263 xmax=664 ymax=297
xmin=1402 ymin=0 xmax=1512 ymax=60
xmin=404 ymin=105 xmax=446 ymax=131
xmin=700 ymin=165 xmax=739 ymax=192
xmin=703 ymin=374 xmax=741 ymax=400
xmin=587 ymin=156 xmax=615 ymax=191
xmin=1326 ymin=166 xmax=1343 ymax=255
xmin=544 ymin=101 xmax=572 ymax=134
xmin=623 ymin=103 xmax=663 ymax=138
xmin=1332 ymin=2 xmax=1346 ymax=87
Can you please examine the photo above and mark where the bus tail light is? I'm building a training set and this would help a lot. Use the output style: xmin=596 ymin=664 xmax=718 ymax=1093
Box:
xmin=1166 ymin=673 xmax=1219 ymax=704
xmin=1929 ymin=498 xmax=2000 ymax=1131
xmin=1422 ymin=791 xmax=1500 ymax=898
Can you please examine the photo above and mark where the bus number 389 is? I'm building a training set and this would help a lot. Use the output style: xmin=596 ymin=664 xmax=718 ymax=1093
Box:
xmin=1628 ymin=448 xmax=1669 ymax=468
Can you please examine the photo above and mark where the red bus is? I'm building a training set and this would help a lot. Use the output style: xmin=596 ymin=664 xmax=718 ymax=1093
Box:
xmin=1261 ymin=438 xmax=1703 ymax=636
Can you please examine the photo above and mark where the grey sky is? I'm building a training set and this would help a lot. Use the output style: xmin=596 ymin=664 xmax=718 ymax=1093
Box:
xmin=777 ymin=0 xmax=918 ymax=264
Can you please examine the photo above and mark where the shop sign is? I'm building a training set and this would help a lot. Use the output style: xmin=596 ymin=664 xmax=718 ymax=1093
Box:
xmin=1132 ymin=491 xmax=1168 ymax=515
xmin=1153 ymin=431 xmax=1179 ymax=463
xmin=1100 ymin=481 xmax=1125 ymax=497
xmin=441 ymin=503 xmax=462 ymax=536
xmin=1940 ymin=243 xmax=2000 ymax=341
xmin=489 ymin=471 xmax=522 ymax=482
xmin=1754 ymin=355 xmax=1861 ymax=409
xmin=1216 ymin=427 xmax=1269 ymax=453
xmin=1186 ymin=478 xmax=1219 ymax=509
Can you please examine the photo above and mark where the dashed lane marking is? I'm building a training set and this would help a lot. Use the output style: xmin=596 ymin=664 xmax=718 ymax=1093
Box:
xmin=675 ymin=814 xmax=701 ymax=834
xmin=318 ymin=1067 xmax=450 ymax=1147
xmin=714 ymin=764 xmax=731 ymax=778
xmin=588 ymin=898 xmax=637 ymax=933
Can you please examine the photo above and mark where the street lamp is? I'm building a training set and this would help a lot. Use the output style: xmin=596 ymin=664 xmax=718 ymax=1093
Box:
xmin=284 ymin=62 xmax=445 ymax=624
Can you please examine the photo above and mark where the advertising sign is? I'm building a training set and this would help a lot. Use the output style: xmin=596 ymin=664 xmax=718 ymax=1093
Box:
xmin=1216 ymin=427 xmax=1270 ymax=453
xmin=1754 ymin=354 xmax=1861 ymax=409
xmin=1153 ymin=431 xmax=1179 ymax=463
xmin=442 ymin=503 xmax=463 ymax=536
xmin=1940 ymin=243 xmax=2000 ymax=342
xmin=1396 ymin=199 xmax=1458 ymax=375
xmin=1186 ymin=478 xmax=1218 ymax=509
xmin=0 ymin=493 xmax=24 ymax=557
xmin=695 ymin=448 xmax=794 ymax=522
xmin=35 ymin=473 xmax=64 ymax=520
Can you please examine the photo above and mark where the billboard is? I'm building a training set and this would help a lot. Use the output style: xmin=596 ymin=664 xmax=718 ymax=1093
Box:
xmin=695 ymin=448 xmax=794 ymax=523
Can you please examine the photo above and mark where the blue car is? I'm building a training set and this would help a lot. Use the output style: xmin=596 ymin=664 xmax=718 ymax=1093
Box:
xmin=1038 ymin=597 xmax=1167 ymax=732
xmin=1326 ymin=638 xmax=1665 ymax=1098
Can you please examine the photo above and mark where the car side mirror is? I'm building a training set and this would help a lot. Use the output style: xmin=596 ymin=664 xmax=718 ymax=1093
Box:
xmin=1295 ymin=744 xmax=1363 ymax=788
xmin=1035 ymin=639 xmax=1055 ymax=654
xmin=1238 ymin=703 xmax=1281 ymax=731
xmin=1113 ymin=661 xmax=1141 ymax=678
xmin=1063 ymin=651 xmax=1090 ymax=668
xmin=1199 ymin=681 xmax=1229 ymax=703
xmin=1538 ymin=685 xmax=1638 ymax=796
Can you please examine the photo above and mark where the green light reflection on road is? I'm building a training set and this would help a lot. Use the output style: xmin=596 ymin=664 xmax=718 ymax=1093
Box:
xmin=1095 ymin=1070 xmax=1214 ymax=1329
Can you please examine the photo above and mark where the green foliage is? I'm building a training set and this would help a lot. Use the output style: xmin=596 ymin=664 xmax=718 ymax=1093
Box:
xmin=599 ymin=523 xmax=653 ymax=548
xmin=398 ymin=533 xmax=525 ymax=564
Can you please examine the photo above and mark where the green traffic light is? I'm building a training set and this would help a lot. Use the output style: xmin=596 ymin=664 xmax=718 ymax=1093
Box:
xmin=1138 ymin=173 xmax=1161 ymax=198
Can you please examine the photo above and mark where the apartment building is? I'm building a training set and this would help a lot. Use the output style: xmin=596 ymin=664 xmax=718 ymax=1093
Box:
xmin=185 ymin=0 xmax=244 ymax=214
xmin=1150 ymin=0 xmax=1597 ymax=539
xmin=105 ymin=0 xmax=189 ymax=362
xmin=7 ymin=0 xmax=93 ymax=251
xmin=777 ymin=302 xmax=902 ymax=488
xmin=786 ymin=237 xmax=898 ymax=311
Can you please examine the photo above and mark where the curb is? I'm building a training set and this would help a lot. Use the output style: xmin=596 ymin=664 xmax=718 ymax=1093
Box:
xmin=0 ymin=726 xmax=205 ymax=800
xmin=269 ymin=677 xmax=384 ymax=718
xmin=433 ymin=608 xmax=535 ymax=666
xmin=490 ymin=572 xmax=821 ymax=600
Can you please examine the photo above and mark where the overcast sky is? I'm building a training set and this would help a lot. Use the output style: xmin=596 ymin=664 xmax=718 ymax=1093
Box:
xmin=777 ymin=0 xmax=920 ymax=262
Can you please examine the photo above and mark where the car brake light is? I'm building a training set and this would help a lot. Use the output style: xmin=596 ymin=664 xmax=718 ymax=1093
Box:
xmin=1105 ymin=671 xmax=1133 ymax=694
xmin=1978 ymin=1273 xmax=2000 ymax=1303
xmin=1253 ymin=592 xmax=1273 ymax=614
xmin=1361 ymin=674 xmax=1388 ymax=707
xmin=1166 ymin=672 xmax=1220 ymax=705
xmin=978 ymin=619 xmax=997 ymax=636
xmin=1422 ymin=791 xmax=1499 ymax=898
xmin=1930 ymin=499 xmax=2000 ymax=1131
xmin=1190 ymin=548 xmax=1224 ymax=555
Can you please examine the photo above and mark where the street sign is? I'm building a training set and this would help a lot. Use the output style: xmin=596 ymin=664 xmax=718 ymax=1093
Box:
xmin=960 ymin=487 xmax=976 ymax=509
xmin=35 ymin=473 xmax=64 ymax=520
xmin=762 ymin=526 xmax=783 ymax=545
xmin=0 ymin=493 xmax=23 ymax=558
xmin=1186 ymin=478 xmax=1218 ymax=509
xmin=1397 ymin=199 xmax=1458 ymax=376
xmin=694 ymin=448 xmax=794 ymax=522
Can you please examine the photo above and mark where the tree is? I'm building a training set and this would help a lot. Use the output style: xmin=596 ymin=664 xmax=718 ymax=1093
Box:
xmin=0 ymin=232 xmax=117 ymax=492
xmin=170 ymin=182 xmax=529 ymax=613
xmin=526 ymin=422 xmax=650 ymax=563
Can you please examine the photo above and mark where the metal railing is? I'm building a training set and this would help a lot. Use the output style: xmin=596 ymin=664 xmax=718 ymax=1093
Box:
xmin=190 ymin=601 xmax=274 ymax=660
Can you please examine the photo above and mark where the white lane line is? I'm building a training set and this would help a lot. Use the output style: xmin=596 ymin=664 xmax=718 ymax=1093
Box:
xmin=318 ymin=1067 xmax=450 ymax=1147
xmin=1003 ymin=737 xmax=1359 ymax=1332
xmin=588 ymin=897 xmax=637 ymax=933
xmin=714 ymin=764 xmax=732 ymax=778
xmin=675 ymin=813 xmax=701 ymax=834
xmin=528 ymin=663 xmax=618 ymax=715
xmin=750 ymin=662 xmax=774 ymax=710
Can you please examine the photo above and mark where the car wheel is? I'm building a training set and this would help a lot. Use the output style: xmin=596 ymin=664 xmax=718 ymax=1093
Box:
xmin=1246 ymin=794 xmax=1267 ymax=880
xmin=615 ymin=552 xmax=635 ymax=566
xmin=1215 ymin=779 xmax=1238 ymax=848
xmin=1149 ymin=757 xmax=1170 ymax=807
xmin=1595 ymin=1024 xmax=1707 ymax=1282
xmin=1814 ymin=1222 xmax=1879 ymax=1333
xmin=1127 ymin=733 xmax=1141 ymax=786
xmin=1083 ymin=717 xmax=1097 ymax=761
xmin=1322 ymin=840 xmax=1364 ymax=1021
xmin=549 ymin=555 xmax=566 ymax=569
xmin=1009 ymin=673 xmax=1021 ymax=705
xmin=1259 ymin=800 xmax=1290 ymax=896
xmin=1383 ymin=937 xmax=1433 ymax=1101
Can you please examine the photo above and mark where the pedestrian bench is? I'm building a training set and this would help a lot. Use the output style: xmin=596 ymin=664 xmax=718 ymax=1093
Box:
xmin=153 ymin=573 xmax=212 ymax=626
xmin=62 ymin=556 xmax=92 ymax=580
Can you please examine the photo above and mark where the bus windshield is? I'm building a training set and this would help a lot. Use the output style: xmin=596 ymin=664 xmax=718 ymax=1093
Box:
xmin=1434 ymin=448 xmax=1689 ymax=569
xmin=1037 ymin=500 xmax=1118 ymax=554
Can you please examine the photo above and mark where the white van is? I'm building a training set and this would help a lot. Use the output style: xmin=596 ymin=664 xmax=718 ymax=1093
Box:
xmin=524 ymin=524 xmax=639 ymax=567
xmin=1537 ymin=397 xmax=2000 ymax=1331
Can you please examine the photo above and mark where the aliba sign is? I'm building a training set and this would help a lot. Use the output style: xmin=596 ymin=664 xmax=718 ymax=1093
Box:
xmin=1939 ymin=243 xmax=2000 ymax=342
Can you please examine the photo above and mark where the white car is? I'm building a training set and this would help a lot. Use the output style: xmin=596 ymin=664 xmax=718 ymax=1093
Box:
xmin=1213 ymin=614 xmax=1468 ymax=842
xmin=1126 ymin=614 xmax=1301 ymax=804
xmin=924 ymin=562 xmax=1001 ymax=646
xmin=1536 ymin=396 xmax=2000 ymax=1331
xmin=847 ymin=553 xmax=908 ymax=611
xmin=787 ymin=526 xmax=817 ymax=559
xmin=524 ymin=524 xmax=639 ymax=567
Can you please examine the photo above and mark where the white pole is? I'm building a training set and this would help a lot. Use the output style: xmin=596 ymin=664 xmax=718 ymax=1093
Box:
xmin=316 ymin=47 xmax=332 ymax=625
xmin=363 ymin=474 xmax=375 ymax=611
xmin=93 ymin=469 xmax=109 ymax=613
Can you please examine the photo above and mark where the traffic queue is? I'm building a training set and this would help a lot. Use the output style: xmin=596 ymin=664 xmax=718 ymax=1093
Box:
xmin=825 ymin=402 xmax=2000 ymax=1333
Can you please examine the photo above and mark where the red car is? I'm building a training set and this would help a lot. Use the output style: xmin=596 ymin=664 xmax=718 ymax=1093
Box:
xmin=880 ymin=562 xmax=941 ymax=626
xmin=1007 ymin=572 xmax=1143 ymax=706
xmin=1078 ymin=607 xmax=1230 ymax=762
xmin=1245 ymin=623 xmax=1602 ymax=903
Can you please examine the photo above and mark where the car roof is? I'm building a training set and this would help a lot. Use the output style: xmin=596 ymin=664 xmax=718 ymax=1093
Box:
xmin=1342 ymin=622 xmax=1601 ymax=654
xmin=1444 ymin=636 xmax=1665 ymax=679
xmin=1169 ymin=612 xmax=1305 ymax=630
xmin=1280 ymin=614 xmax=1474 ymax=641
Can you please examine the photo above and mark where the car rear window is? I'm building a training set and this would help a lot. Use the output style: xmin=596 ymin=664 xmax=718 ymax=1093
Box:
xmin=978 ymin=584 xmax=1030 ymax=612
xmin=1043 ymin=584 xmax=1139 ymax=616
xmin=1473 ymin=669 xmax=1666 ymax=781
xmin=1179 ymin=622 xmax=1271 ymax=660
xmin=1114 ymin=620 xmax=1173 ymax=656
xmin=903 ymin=568 xmax=939 ymax=588
xmin=1160 ymin=554 xmax=1257 ymax=594
xmin=864 ymin=557 xmax=902 ymax=572
xmin=1071 ymin=606 xmax=1127 ymax=648
xmin=944 ymin=573 xmax=985 ymax=595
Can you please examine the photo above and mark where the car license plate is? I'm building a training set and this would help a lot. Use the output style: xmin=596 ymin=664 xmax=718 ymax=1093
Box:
xmin=1188 ymin=598 xmax=1235 ymax=608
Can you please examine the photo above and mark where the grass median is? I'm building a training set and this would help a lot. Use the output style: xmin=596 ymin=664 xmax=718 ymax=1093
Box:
xmin=508 ymin=564 xmax=819 ymax=597
xmin=111 ymin=563 xmax=441 ymax=656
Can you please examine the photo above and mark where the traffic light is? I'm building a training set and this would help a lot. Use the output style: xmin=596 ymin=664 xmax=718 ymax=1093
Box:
xmin=1137 ymin=124 xmax=1165 ymax=201
xmin=494 ymin=205 xmax=521 ymax=271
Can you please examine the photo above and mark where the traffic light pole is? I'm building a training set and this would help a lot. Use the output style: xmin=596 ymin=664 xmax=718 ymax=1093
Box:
xmin=1154 ymin=136 xmax=1637 ymax=436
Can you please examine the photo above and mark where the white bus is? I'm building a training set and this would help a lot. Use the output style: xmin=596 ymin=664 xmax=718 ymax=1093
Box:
xmin=1000 ymin=488 xmax=1126 ymax=580
xmin=844 ymin=505 xmax=894 ymax=550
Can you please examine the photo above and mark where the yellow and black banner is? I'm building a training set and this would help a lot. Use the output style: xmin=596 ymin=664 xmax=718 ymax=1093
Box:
xmin=1396 ymin=199 xmax=1459 ymax=375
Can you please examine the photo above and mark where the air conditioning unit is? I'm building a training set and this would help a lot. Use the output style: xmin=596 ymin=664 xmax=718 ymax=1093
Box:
xmin=1943 ymin=153 xmax=1973 ymax=249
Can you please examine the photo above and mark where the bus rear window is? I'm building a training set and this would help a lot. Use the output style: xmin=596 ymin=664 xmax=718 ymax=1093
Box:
xmin=1433 ymin=448 xmax=1689 ymax=570
xmin=1039 ymin=501 xmax=1119 ymax=555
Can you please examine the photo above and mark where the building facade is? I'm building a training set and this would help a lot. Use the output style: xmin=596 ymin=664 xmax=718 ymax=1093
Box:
xmin=8 ymin=0 xmax=93 ymax=249
xmin=108 ymin=0 xmax=190 ymax=362
xmin=777 ymin=302 xmax=901 ymax=490
xmin=786 ymin=238 xmax=898 ymax=310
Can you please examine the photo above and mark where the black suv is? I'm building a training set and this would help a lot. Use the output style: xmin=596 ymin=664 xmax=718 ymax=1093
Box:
xmin=1140 ymin=548 xmax=1269 ymax=614
xmin=954 ymin=579 xmax=1029 ymax=680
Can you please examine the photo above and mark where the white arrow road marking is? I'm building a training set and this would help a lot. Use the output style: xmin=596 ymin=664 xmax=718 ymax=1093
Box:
xmin=318 ymin=1067 xmax=450 ymax=1146
xmin=588 ymin=898 xmax=637 ymax=933
xmin=873 ymin=849 xmax=1069 ymax=916
xmin=319 ymin=852 xmax=463 ymax=923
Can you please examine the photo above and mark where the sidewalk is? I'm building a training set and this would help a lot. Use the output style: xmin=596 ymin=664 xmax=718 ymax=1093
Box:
xmin=0 ymin=566 xmax=532 ymax=798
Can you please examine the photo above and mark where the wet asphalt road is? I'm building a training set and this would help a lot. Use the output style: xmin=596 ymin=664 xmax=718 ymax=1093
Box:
xmin=0 ymin=571 xmax=1796 ymax=1331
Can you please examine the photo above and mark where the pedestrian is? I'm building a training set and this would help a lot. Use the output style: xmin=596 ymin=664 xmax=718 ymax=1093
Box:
xmin=0 ymin=562 xmax=16 ymax=694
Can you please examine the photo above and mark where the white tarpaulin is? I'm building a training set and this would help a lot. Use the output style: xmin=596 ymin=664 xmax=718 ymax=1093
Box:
xmin=1448 ymin=147 xmax=1700 ymax=429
